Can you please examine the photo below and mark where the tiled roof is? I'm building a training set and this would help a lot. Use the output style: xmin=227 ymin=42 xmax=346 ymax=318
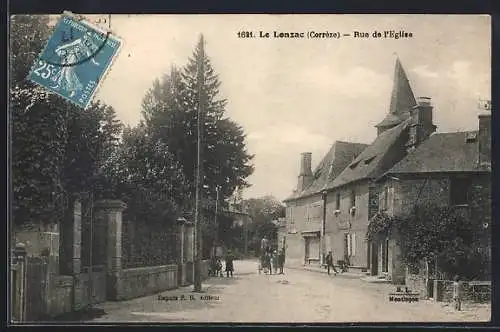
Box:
xmin=284 ymin=141 xmax=367 ymax=202
xmin=328 ymin=119 xmax=411 ymax=189
xmin=385 ymin=131 xmax=485 ymax=174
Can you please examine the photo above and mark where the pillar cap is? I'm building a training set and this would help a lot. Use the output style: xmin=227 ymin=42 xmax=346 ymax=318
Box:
xmin=177 ymin=217 xmax=194 ymax=225
xmin=94 ymin=199 xmax=127 ymax=211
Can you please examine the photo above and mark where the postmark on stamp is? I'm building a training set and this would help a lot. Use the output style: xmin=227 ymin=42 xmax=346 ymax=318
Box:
xmin=28 ymin=13 xmax=122 ymax=109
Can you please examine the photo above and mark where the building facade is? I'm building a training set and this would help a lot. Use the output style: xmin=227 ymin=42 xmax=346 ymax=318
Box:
xmin=284 ymin=58 xmax=436 ymax=271
xmin=372 ymin=109 xmax=492 ymax=283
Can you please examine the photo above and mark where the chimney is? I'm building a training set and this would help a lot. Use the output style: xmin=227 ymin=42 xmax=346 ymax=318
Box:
xmin=297 ymin=152 xmax=313 ymax=192
xmin=478 ymin=112 xmax=491 ymax=168
xmin=406 ymin=97 xmax=436 ymax=152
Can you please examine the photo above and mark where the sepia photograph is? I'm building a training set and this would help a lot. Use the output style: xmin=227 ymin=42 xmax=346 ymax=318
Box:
xmin=9 ymin=13 xmax=491 ymax=324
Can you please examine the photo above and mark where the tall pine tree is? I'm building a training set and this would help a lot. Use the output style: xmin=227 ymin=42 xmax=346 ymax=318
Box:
xmin=142 ymin=34 xmax=254 ymax=212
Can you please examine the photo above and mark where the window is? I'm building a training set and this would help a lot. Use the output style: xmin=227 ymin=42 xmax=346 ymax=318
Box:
xmin=364 ymin=156 xmax=376 ymax=164
xmin=335 ymin=193 xmax=341 ymax=210
xmin=450 ymin=177 xmax=471 ymax=205
xmin=287 ymin=207 xmax=295 ymax=233
xmin=311 ymin=204 xmax=322 ymax=221
xmin=382 ymin=186 xmax=389 ymax=210
xmin=350 ymin=189 xmax=356 ymax=208
xmin=346 ymin=232 xmax=356 ymax=258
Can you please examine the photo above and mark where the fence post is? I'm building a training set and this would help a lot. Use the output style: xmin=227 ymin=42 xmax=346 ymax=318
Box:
xmin=12 ymin=243 xmax=27 ymax=322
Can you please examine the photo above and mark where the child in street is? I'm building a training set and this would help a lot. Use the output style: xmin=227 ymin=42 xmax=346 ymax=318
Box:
xmin=453 ymin=275 xmax=462 ymax=311
xmin=216 ymin=257 xmax=223 ymax=277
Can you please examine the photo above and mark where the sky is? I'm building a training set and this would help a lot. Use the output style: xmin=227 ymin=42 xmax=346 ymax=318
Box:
xmin=74 ymin=14 xmax=491 ymax=201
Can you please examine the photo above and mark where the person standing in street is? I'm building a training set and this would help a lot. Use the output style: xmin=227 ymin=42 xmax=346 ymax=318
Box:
xmin=326 ymin=250 xmax=338 ymax=275
xmin=272 ymin=250 xmax=279 ymax=275
xmin=225 ymin=250 xmax=235 ymax=277
xmin=453 ymin=275 xmax=462 ymax=311
xmin=278 ymin=248 xmax=285 ymax=274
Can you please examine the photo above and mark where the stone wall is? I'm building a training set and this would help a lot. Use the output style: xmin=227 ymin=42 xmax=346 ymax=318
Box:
xmin=115 ymin=260 xmax=211 ymax=301
xmin=405 ymin=271 xmax=428 ymax=299
xmin=45 ymin=275 xmax=73 ymax=317
xmin=116 ymin=264 xmax=178 ymax=301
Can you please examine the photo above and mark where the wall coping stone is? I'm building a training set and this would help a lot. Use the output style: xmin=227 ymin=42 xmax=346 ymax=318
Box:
xmin=94 ymin=200 xmax=127 ymax=211
xmin=122 ymin=264 xmax=178 ymax=277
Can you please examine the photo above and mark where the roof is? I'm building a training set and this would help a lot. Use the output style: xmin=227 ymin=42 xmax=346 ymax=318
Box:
xmin=328 ymin=119 xmax=411 ymax=189
xmin=284 ymin=141 xmax=367 ymax=202
xmin=375 ymin=58 xmax=416 ymax=129
xmin=385 ymin=131 xmax=486 ymax=175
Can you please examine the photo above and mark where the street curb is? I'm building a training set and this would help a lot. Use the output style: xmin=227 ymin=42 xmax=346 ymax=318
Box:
xmin=286 ymin=266 xmax=365 ymax=279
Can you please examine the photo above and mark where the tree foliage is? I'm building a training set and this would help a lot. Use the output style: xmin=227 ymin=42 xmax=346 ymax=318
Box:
xmin=101 ymin=124 xmax=189 ymax=226
xmin=367 ymin=203 xmax=490 ymax=280
xmin=242 ymin=195 xmax=285 ymax=254
xmin=11 ymin=15 xmax=122 ymax=227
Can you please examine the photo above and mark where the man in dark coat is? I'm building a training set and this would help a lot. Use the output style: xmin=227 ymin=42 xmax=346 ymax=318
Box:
xmin=225 ymin=250 xmax=235 ymax=277
xmin=326 ymin=250 xmax=338 ymax=275
xmin=278 ymin=248 xmax=285 ymax=274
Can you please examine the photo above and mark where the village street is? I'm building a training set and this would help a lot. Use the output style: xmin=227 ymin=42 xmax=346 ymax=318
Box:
xmin=87 ymin=260 xmax=490 ymax=323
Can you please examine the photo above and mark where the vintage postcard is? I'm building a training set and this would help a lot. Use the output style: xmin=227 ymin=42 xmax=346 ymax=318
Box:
xmin=9 ymin=14 xmax=491 ymax=324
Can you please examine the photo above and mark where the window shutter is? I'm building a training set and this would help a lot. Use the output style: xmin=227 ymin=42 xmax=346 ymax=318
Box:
xmin=351 ymin=233 xmax=356 ymax=256
xmin=347 ymin=233 xmax=351 ymax=256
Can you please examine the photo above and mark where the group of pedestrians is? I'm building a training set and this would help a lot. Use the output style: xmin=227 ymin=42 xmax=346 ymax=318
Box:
xmin=209 ymin=249 xmax=235 ymax=278
xmin=260 ymin=236 xmax=285 ymax=275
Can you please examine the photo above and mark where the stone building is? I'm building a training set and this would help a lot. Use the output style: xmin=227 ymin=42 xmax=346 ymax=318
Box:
xmin=283 ymin=58 xmax=436 ymax=270
xmin=373 ymin=107 xmax=491 ymax=283
xmin=283 ymin=142 xmax=367 ymax=267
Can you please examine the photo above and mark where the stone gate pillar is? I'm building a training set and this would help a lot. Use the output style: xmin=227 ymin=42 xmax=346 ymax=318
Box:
xmin=184 ymin=220 xmax=195 ymax=284
xmin=59 ymin=197 xmax=82 ymax=276
xmin=94 ymin=199 xmax=126 ymax=301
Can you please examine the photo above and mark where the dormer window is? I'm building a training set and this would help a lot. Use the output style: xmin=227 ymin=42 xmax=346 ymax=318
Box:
xmin=364 ymin=156 xmax=376 ymax=165
xmin=349 ymin=160 xmax=360 ymax=169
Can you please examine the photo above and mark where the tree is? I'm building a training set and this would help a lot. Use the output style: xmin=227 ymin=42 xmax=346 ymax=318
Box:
xmin=10 ymin=15 xmax=52 ymax=88
xmin=101 ymin=124 xmax=189 ymax=226
xmin=10 ymin=15 xmax=124 ymax=228
xmin=141 ymin=35 xmax=254 ymax=210
xmin=243 ymin=196 xmax=285 ymax=253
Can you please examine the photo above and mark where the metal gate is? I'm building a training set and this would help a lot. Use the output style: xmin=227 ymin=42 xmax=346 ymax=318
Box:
xmin=80 ymin=192 xmax=107 ymax=305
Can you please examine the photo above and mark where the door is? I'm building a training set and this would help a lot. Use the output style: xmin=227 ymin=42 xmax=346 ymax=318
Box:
xmin=304 ymin=238 xmax=309 ymax=264
xmin=343 ymin=233 xmax=349 ymax=262
xmin=382 ymin=238 xmax=389 ymax=273
xmin=371 ymin=241 xmax=378 ymax=275
xmin=81 ymin=192 xmax=107 ymax=305
xmin=308 ymin=237 xmax=320 ymax=262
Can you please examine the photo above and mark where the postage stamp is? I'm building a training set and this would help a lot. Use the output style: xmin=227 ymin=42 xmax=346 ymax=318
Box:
xmin=27 ymin=13 xmax=122 ymax=109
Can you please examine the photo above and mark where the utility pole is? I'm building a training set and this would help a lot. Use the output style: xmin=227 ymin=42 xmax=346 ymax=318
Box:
xmin=214 ymin=185 xmax=220 ymax=257
xmin=193 ymin=35 xmax=205 ymax=293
